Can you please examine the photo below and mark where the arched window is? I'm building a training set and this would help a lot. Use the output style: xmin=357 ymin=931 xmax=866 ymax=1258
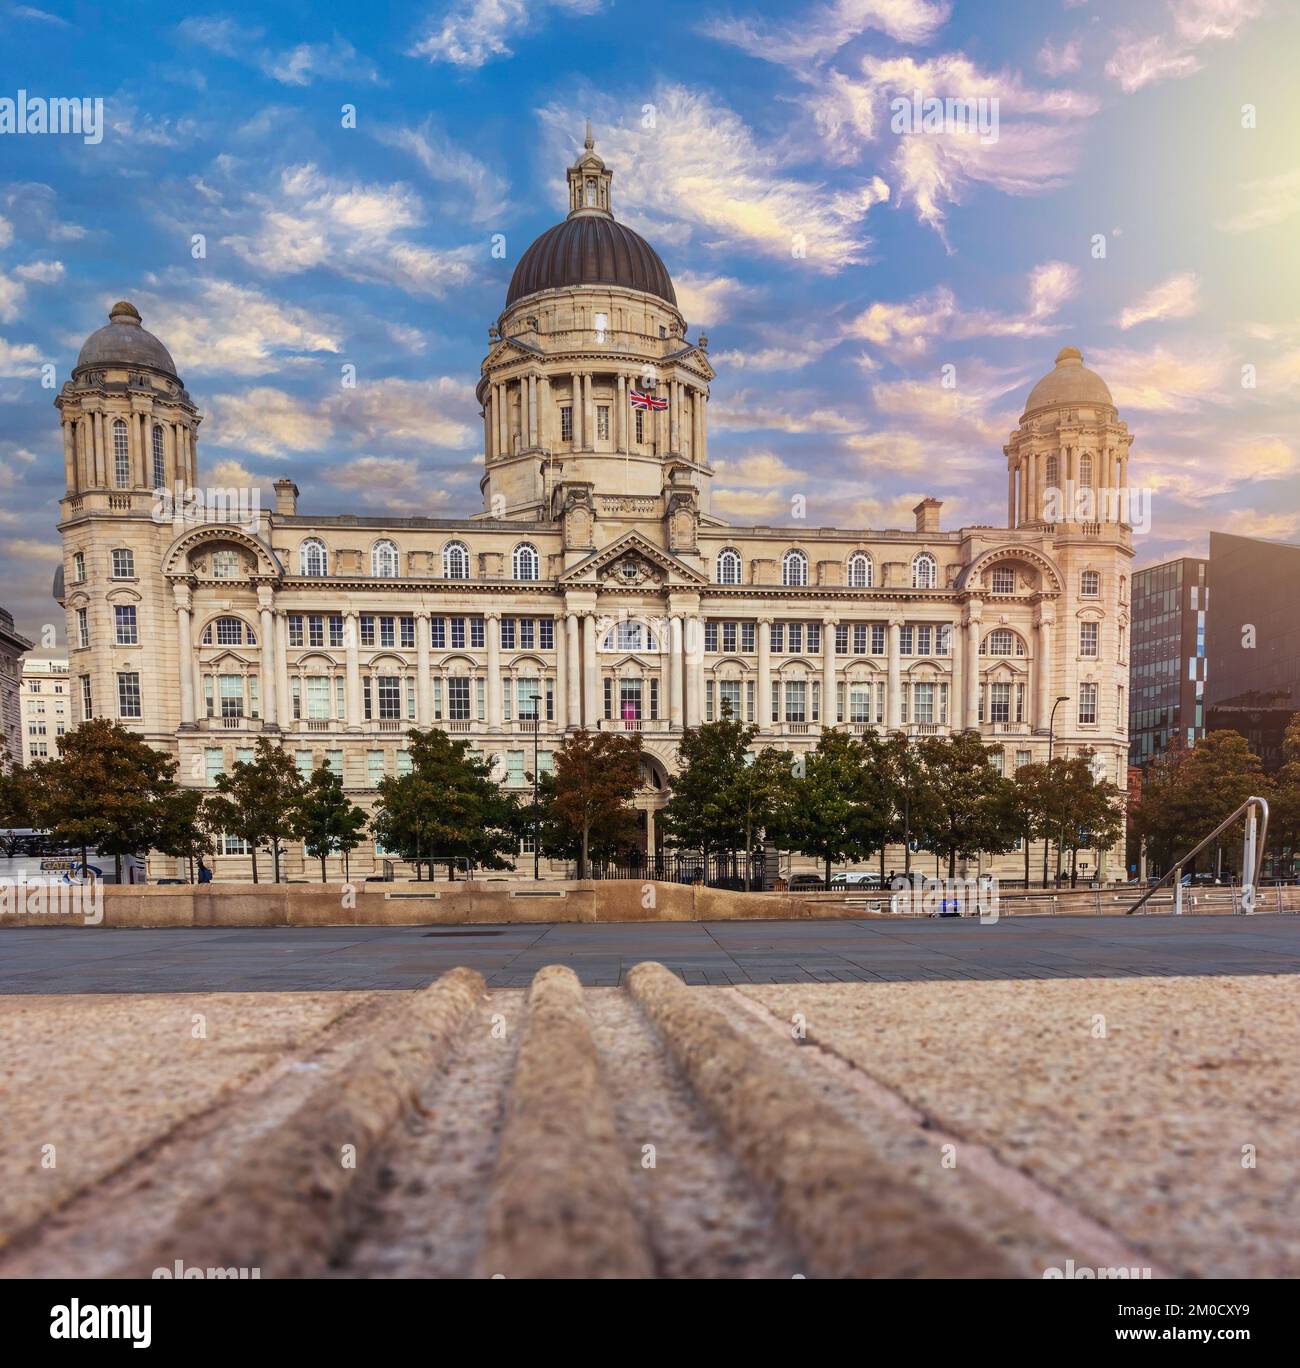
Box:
xmin=912 ymin=553 xmax=937 ymax=589
xmin=443 ymin=541 xmax=470 ymax=580
xmin=299 ymin=538 xmax=328 ymax=577
xmin=152 ymin=425 xmax=166 ymax=490
xmin=202 ymin=616 xmax=255 ymax=647
xmin=1045 ymin=455 xmax=1059 ymax=489
xmin=782 ymin=549 xmax=808 ymax=587
xmin=847 ymin=552 xmax=873 ymax=588
xmin=211 ymin=548 xmax=241 ymax=580
xmin=602 ymin=621 xmax=659 ymax=651
xmin=513 ymin=542 xmax=539 ymax=581
xmin=1079 ymin=452 xmax=1094 ymax=484
xmin=371 ymin=540 xmax=400 ymax=578
xmin=981 ymin=629 xmax=1025 ymax=657
xmin=113 ymin=419 xmax=130 ymax=487
xmin=716 ymin=548 xmax=742 ymax=585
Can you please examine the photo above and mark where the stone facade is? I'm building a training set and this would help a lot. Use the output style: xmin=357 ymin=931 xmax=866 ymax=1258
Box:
xmin=54 ymin=137 xmax=1133 ymax=880
xmin=19 ymin=656 xmax=69 ymax=764
xmin=0 ymin=608 xmax=33 ymax=768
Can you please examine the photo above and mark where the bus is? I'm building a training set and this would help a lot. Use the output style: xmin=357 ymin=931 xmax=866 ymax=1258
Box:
xmin=0 ymin=830 xmax=146 ymax=884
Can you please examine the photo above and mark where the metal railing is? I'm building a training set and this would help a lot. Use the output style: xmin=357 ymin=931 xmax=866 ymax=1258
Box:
xmin=1126 ymin=796 xmax=1269 ymax=916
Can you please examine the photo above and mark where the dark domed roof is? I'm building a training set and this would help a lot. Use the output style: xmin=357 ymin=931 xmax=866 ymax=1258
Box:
xmin=507 ymin=215 xmax=677 ymax=309
xmin=75 ymin=301 xmax=177 ymax=377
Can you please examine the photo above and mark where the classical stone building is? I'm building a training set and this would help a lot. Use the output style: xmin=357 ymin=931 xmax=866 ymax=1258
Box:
xmin=54 ymin=134 xmax=1133 ymax=880
xmin=19 ymin=656 xmax=70 ymax=764
xmin=0 ymin=607 xmax=33 ymax=768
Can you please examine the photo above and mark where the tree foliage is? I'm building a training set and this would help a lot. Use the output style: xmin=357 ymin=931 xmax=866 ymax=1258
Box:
xmin=540 ymin=729 xmax=642 ymax=877
xmin=295 ymin=760 xmax=369 ymax=882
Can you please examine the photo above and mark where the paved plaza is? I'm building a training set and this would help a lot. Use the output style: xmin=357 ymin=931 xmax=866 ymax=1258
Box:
xmin=3 ymin=913 xmax=1298 ymax=992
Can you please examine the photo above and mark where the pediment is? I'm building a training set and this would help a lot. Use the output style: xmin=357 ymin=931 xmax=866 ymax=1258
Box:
xmin=559 ymin=530 xmax=707 ymax=587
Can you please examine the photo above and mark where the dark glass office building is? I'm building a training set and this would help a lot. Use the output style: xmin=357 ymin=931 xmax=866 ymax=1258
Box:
xmin=1129 ymin=557 xmax=1208 ymax=767
xmin=1205 ymin=531 xmax=1300 ymax=770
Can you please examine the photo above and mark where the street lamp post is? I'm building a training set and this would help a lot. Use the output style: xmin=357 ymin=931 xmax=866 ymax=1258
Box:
xmin=529 ymin=702 xmax=540 ymax=881
xmin=1043 ymin=695 xmax=1069 ymax=890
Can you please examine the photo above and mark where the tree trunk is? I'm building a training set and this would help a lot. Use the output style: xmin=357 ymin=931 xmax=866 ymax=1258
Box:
xmin=948 ymin=848 xmax=956 ymax=879
xmin=902 ymin=801 xmax=912 ymax=875
xmin=114 ymin=852 xmax=122 ymax=884
xmin=1023 ymin=831 xmax=1030 ymax=887
xmin=824 ymin=855 xmax=832 ymax=888
xmin=320 ymin=856 xmax=327 ymax=882
xmin=273 ymin=840 xmax=282 ymax=883
xmin=251 ymin=847 xmax=259 ymax=883
xmin=744 ymin=817 xmax=752 ymax=893
xmin=580 ymin=823 xmax=590 ymax=881
xmin=879 ymin=845 xmax=885 ymax=885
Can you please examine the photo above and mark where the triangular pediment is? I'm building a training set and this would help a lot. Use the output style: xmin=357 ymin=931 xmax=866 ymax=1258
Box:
xmin=482 ymin=335 xmax=542 ymax=370
xmin=665 ymin=344 xmax=716 ymax=382
xmin=559 ymin=529 xmax=707 ymax=586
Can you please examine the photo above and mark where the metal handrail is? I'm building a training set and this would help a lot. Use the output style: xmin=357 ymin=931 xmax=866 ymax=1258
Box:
xmin=1126 ymin=796 xmax=1269 ymax=915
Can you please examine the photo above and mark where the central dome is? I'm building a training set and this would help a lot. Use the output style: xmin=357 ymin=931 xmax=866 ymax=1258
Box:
xmin=75 ymin=300 xmax=178 ymax=377
xmin=507 ymin=216 xmax=677 ymax=308
xmin=1022 ymin=346 xmax=1112 ymax=416
xmin=505 ymin=126 xmax=677 ymax=311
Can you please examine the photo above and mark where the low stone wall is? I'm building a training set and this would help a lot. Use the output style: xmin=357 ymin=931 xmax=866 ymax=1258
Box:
xmin=2 ymin=879 xmax=1294 ymax=929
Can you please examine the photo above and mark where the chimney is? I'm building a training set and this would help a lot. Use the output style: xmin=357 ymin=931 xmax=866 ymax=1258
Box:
xmin=913 ymin=497 xmax=942 ymax=534
xmin=274 ymin=479 xmax=299 ymax=516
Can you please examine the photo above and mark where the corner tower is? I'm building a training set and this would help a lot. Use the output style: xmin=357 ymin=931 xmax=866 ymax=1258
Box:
xmin=1004 ymin=346 xmax=1133 ymax=529
xmin=478 ymin=128 xmax=715 ymax=526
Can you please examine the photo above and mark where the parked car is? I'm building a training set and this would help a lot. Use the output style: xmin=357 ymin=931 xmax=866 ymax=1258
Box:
xmin=788 ymin=874 xmax=826 ymax=891
xmin=830 ymin=871 xmax=882 ymax=888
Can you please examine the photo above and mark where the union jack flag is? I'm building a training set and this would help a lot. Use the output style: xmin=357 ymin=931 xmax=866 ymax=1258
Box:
xmin=629 ymin=389 xmax=668 ymax=411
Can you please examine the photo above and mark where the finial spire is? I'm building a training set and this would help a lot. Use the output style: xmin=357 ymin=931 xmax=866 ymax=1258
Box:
xmin=585 ymin=120 xmax=593 ymax=150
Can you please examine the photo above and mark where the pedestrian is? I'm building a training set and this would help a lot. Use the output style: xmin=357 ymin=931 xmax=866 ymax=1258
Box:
xmin=196 ymin=857 xmax=213 ymax=885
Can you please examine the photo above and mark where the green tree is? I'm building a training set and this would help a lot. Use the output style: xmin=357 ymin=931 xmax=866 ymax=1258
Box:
xmin=295 ymin=761 xmax=369 ymax=882
xmin=153 ymin=788 xmax=215 ymax=883
xmin=771 ymin=728 xmax=887 ymax=886
xmin=0 ymin=757 xmax=39 ymax=853
xmin=912 ymin=732 xmax=1018 ymax=879
xmin=1133 ymin=731 xmax=1263 ymax=878
xmin=205 ymin=738 xmax=305 ymax=883
xmin=1265 ymin=715 xmax=1300 ymax=876
xmin=1009 ymin=760 xmax=1050 ymax=886
xmin=877 ymin=732 xmax=929 ymax=877
xmin=1056 ymin=751 xmax=1126 ymax=885
xmin=30 ymin=718 xmax=179 ymax=881
xmin=371 ymin=728 xmax=519 ymax=879
xmin=543 ymin=729 xmax=642 ymax=878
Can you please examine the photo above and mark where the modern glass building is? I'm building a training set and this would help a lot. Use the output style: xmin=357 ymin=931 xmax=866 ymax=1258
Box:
xmin=1128 ymin=557 xmax=1208 ymax=767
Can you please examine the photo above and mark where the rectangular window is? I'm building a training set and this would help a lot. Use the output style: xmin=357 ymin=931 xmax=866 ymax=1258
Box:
xmin=430 ymin=618 xmax=446 ymax=648
xmin=307 ymin=615 xmax=324 ymax=648
xmin=219 ymin=674 xmax=244 ymax=718
xmin=117 ymin=672 xmax=142 ymax=718
xmin=1079 ymin=682 xmax=1098 ymax=725
xmin=836 ymin=625 xmax=848 ymax=654
xmin=871 ymin=624 xmax=885 ymax=654
xmin=603 ymin=677 xmax=612 ymax=719
xmin=719 ymin=680 xmax=742 ymax=720
xmin=448 ymin=677 xmax=471 ymax=721
xmin=288 ymin=615 xmax=304 ymax=647
xmin=367 ymin=750 xmax=385 ymax=786
xmin=329 ymin=616 xmax=345 ymax=647
xmin=379 ymin=617 xmax=396 ymax=648
xmin=507 ymin=750 xmax=526 ymax=785
xmin=539 ymin=618 xmax=554 ymax=650
xmin=936 ymin=625 xmax=952 ymax=656
xmin=77 ymin=608 xmax=89 ymax=649
xmin=295 ymin=750 xmax=313 ymax=780
xmin=770 ymin=624 xmax=784 ymax=653
xmin=597 ymin=405 xmax=610 ymax=440
xmin=913 ymin=682 xmax=934 ymax=724
xmin=788 ymin=624 xmax=803 ymax=653
xmin=360 ymin=615 xmax=376 ymax=647
xmin=561 ymin=406 xmax=573 ymax=441
xmin=519 ymin=618 xmax=535 ymax=650
xmin=619 ymin=679 xmax=642 ymax=721
xmin=784 ymin=680 xmax=807 ymax=723
xmin=900 ymin=626 xmax=914 ymax=655
xmin=205 ymin=747 xmax=224 ymax=786
xmin=1016 ymin=750 xmax=1032 ymax=769
xmin=377 ymin=676 xmax=401 ymax=720
xmin=326 ymin=749 xmax=344 ymax=776
xmin=915 ymin=625 xmax=932 ymax=657
xmin=499 ymin=618 xmax=515 ymax=650
xmin=990 ymin=682 xmax=1011 ymax=724
xmin=771 ymin=680 xmax=780 ymax=723
xmin=1080 ymin=621 xmax=1098 ymax=658
xmin=807 ymin=624 xmax=821 ymax=654
xmin=111 ymin=549 xmax=134 ymax=579
xmin=704 ymin=622 xmax=718 ymax=653
xmin=849 ymin=683 xmax=872 ymax=723
xmin=396 ymin=750 xmax=412 ymax=777
xmin=471 ymin=618 xmax=485 ymax=649
xmin=635 ymin=409 xmax=644 ymax=443
xmin=517 ymin=678 xmax=540 ymax=721
xmin=741 ymin=622 xmax=756 ymax=653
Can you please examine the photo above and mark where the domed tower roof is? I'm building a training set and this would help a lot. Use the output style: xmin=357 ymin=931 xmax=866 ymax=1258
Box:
xmin=505 ymin=125 xmax=677 ymax=311
xmin=74 ymin=300 xmax=178 ymax=378
xmin=1022 ymin=346 xmax=1112 ymax=417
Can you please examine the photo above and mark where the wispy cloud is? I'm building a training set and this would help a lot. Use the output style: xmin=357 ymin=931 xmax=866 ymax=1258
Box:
xmin=703 ymin=0 xmax=951 ymax=69
xmin=1217 ymin=169 xmax=1300 ymax=234
xmin=1106 ymin=0 xmax=1263 ymax=93
xmin=178 ymin=17 xmax=380 ymax=85
xmin=1117 ymin=271 xmax=1200 ymax=329
xmin=374 ymin=119 xmax=510 ymax=225
xmin=409 ymin=0 xmax=603 ymax=69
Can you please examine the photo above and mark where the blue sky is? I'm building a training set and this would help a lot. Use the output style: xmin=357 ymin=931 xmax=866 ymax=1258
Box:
xmin=2 ymin=0 xmax=1298 ymax=643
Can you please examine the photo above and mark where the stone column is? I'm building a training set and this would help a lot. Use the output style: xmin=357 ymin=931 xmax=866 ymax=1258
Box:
xmin=555 ymin=614 xmax=568 ymax=731
xmin=616 ymin=374 xmax=627 ymax=453
xmin=570 ymin=372 xmax=582 ymax=448
xmin=258 ymin=593 xmax=277 ymax=727
xmin=527 ymin=373 xmax=538 ymax=448
xmin=685 ymin=616 xmax=703 ymax=728
xmin=1037 ymin=613 xmax=1054 ymax=733
xmin=416 ymin=611 xmax=432 ymax=725
xmin=565 ymin=613 xmax=581 ymax=726
xmin=345 ymin=611 xmax=362 ymax=729
xmin=1007 ymin=467 xmax=1017 ymax=528
xmin=886 ymin=618 xmax=902 ymax=728
xmin=582 ymin=613 xmax=599 ymax=726
xmin=668 ymin=616 xmax=683 ymax=728
xmin=822 ymin=615 xmax=837 ymax=729
xmin=174 ymin=589 xmax=195 ymax=727
xmin=583 ymin=373 xmax=594 ymax=450
xmin=692 ymin=389 xmax=703 ymax=463
xmin=669 ymin=381 xmax=680 ymax=452
xmin=275 ymin=612 xmax=291 ymax=728
xmin=757 ymin=618 xmax=772 ymax=732
xmin=965 ymin=611 xmax=982 ymax=730
xmin=487 ymin=612 xmax=502 ymax=728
